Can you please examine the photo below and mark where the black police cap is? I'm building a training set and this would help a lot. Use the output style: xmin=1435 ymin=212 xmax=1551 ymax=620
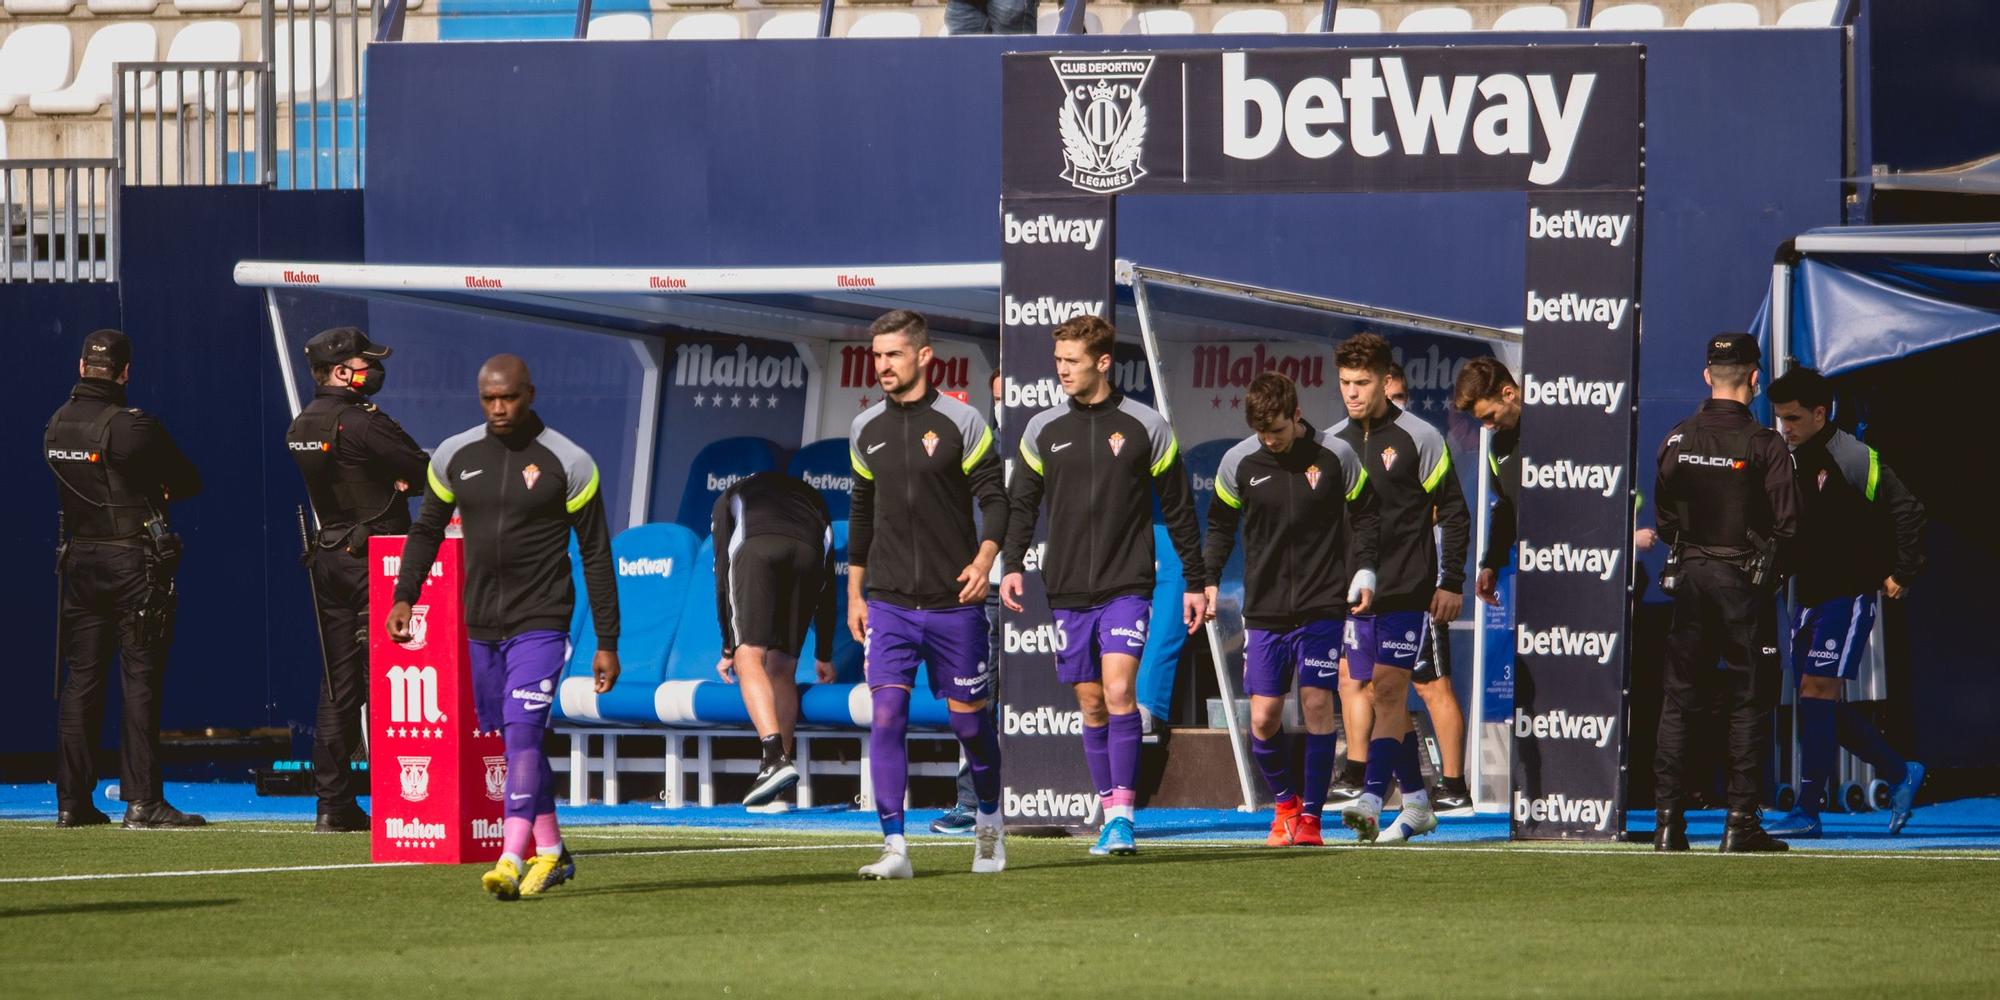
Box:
xmin=80 ymin=329 xmax=131 ymax=371
xmin=1706 ymin=333 xmax=1761 ymax=367
xmin=303 ymin=327 xmax=392 ymax=366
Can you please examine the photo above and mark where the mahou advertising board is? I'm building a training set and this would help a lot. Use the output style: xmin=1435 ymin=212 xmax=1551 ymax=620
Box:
xmin=368 ymin=535 xmax=507 ymax=864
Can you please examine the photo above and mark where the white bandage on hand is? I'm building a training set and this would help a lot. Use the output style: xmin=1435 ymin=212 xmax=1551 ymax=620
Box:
xmin=1348 ymin=569 xmax=1377 ymax=604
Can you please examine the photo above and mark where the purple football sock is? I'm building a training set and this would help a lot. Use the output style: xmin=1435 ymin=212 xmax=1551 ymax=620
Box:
xmin=502 ymin=723 xmax=545 ymax=860
xmin=869 ymin=687 xmax=911 ymax=837
xmin=948 ymin=708 xmax=1003 ymax=815
xmin=1798 ymin=696 xmax=1836 ymax=815
xmin=1082 ymin=722 xmax=1112 ymax=797
xmin=535 ymin=751 xmax=556 ymax=816
xmin=1364 ymin=737 xmax=1399 ymax=800
xmin=1251 ymin=734 xmax=1294 ymax=803
xmin=1301 ymin=733 xmax=1338 ymax=818
xmin=1108 ymin=711 xmax=1143 ymax=795
xmin=1396 ymin=731 xmax=1427 ymax=795
xmin=1835 ymin=701 xmax=1907 ymax=785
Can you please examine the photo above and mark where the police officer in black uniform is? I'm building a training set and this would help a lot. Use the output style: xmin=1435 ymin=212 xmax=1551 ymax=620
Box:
xmin=287 ymin=327 xmax=429 ymax=832
xmin=1652 ymin=333 xmax=1802 ymax=853
xmin=46 ymin=329 xmax=204 ymax=829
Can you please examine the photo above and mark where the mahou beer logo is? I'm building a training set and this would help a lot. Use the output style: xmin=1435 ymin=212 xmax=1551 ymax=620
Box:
xmin=1053 ymin=56 xmax=1153 ymax=194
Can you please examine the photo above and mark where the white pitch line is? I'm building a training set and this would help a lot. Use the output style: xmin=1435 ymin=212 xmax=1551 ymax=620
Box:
xmin=1139 ymin=839 xmax=2000 ymax=862
xmin=0 ymin=860 xmax=419 ymax=884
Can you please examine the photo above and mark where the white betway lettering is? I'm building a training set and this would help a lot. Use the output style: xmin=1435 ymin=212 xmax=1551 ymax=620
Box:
xmin=671 ymin=343 xmax=809 ymax=389
xmin=1022 ymin=542 xmax=1047 ymax=574
xmin=617 ymin=556 xmax=673 ymax=578
xmin=1528 ymin=206 xmax=1633 ymax=247
xmin=1513 ymin=792 xmax=1615 ymax=831
xmin=1519 ymin=457 xmax=1624 ymax=498
xmin=1003 ymin=622 xmax=1069 ymax=654
xmin=1517 ymin=540 xmax=1622 ymax=581
xmin=1005 ymin=295 xmax=1105 ymax=328
xmin=1220 ymin=53 xmax=1597 ymax=186
xmin=1516 ymin=625 xmax=1621 ymax=666
xmin=1003 ymin=212 xmax=1107 ymax=252
xmin=1004 ymin=785 xmax=1102 ymax=822
xmin=385 ymin=818 xmax=446 ymax=841
xmin=1004 ymin=704 xmax=1085 ymax=736
xmin=1006 ymin=378 xmax=1064 ymax=411
xmin=1523 ymin=374 xmax=1627 ymax=414
xmin=1514 ymin=708 xmax=1618 ymax=748
xmin=706 ymin=472 xmax=746 ymax=493
xmin=802 ymin=472 xmax=855 ymax=492
xmin=380 ymin=556 xmax=444 ymax=579
xmin=1525 ymin=290 xmax=1630 ymax=331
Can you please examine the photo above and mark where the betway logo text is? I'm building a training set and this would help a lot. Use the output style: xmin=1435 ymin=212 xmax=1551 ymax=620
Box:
xmin=1517 ymin=541 xmax=1622 ymax=581
xmin=1519 ymin=457 xmax=1624 ymax=497
xmin=617 ymin=556 xmax=673 ymax=578
xmin=1005 ymin=296 xmax=1104 ymax=328
xmin=1514 ymin=792 xmax=1615 ymax=831
xmin=1004 ymin=786 xmax=1102 ymax=822
xmin=1189 ymin=344 xmax=1324 ymax=389
xmin=672 ymin=343 xmax=808 ymax=389
xmin=1514 ymin=709 xmax=1617 ymax=748
xmin=1004 ymin=704 xmax=1085 ymax=736
xmin=1528 ymin=206 xmax=1633 ymax=247
xmin=1221 ymin=53 xmax=1597 ymax=186
xmin=1523 ymin=374 xmax=1627 ymax=414
xmin=1004 ymin=212 xmax=1107 ymax=252
xmin=1526 ymin=291 xmax=1630 ymax=331
xmin=1004 ymin=622 xmax=1069 ymax=654
xmin=1517 ymin=625 xmax=1620 ymax=665
xmin=385 ymin=818 xmax=446 ymax=841
xmin=802 ymin=471 xmax=856 ymax=493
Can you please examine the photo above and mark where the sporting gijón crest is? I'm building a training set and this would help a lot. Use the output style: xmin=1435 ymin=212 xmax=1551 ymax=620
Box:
xmin=1053 ymin=55 xmax=1153 ymax=194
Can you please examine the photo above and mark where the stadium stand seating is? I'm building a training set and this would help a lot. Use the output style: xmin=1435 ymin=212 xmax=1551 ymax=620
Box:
xmin=664 ymin=10 xmax=738 ymax=38
xmin=30 ymin=21 xmax=152 ymax=114
xmin=1491 ymin=4 xmax=1570 ymax=29
xmin=3 ymin=0 xmax=77 ymax=14
xmin=1397 ymin=6 xmax=1473 ymax=31
xmin=1303 ymin=7 xmax=1383 ymax=32
xmin=1683 ymin=1 xmax=1759 ymax=26
xmin=586 ymin=11 xmax=652 ymax=37
xmin=1211 ymin=8 xmax=1288 ymax=34
xmin=88 ymin=0 xmax=159 ymax=15
xmin=754 ymin=11 xmax=819 ymax=38
xmin=1776 ymin=0 xmax=1836 ymax=25
xmin=0 ymin=23 xmax=70 ymax=114
xmin=173 ymin=0 xmax=248 ymax=12
xmin=129 ymin=19 xmax=240 ymax=113
xmin=1120 ymin=8 xmax=1195 ymax=34
xmin=1034 ymin=8 xmax=1103 ymax=34
xmin=1590 ymin=3 xmax=1667 ymax=28
xmin=845 ymin=10 xmax=919 ymax=36
xmin=674 ymin=435 xmax=785 ymax=533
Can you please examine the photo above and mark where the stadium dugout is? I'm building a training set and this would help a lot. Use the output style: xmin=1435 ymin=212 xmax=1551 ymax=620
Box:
xmin=235 ymin=257 xmax=1516 ymax=812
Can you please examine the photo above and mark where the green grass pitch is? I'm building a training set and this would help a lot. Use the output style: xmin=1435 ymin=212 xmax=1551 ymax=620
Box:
xmin=5 ymin=822 xmax=1999 ymax=998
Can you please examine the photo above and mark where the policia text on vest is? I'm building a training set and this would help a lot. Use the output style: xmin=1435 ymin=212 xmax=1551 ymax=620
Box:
xmin=44 ymin=330 xmax=206 ymax=830
xmin=287 ymin=327 xmax=429 ymax=833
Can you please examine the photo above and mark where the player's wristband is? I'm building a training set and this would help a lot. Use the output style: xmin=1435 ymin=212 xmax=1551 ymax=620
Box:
xmin=1347 ymin=569 xmax=1377 ymax=603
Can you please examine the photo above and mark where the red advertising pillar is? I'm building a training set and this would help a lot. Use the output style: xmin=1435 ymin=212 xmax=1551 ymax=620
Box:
xmin=368 ymin=535 xmax=506 ymax=864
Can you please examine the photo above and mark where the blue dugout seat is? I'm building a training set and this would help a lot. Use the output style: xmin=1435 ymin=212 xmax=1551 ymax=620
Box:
xmin=788 ymin=438 xmax=854 ymax=521
xmin=674 ymin=436 xmax=785 ymax=535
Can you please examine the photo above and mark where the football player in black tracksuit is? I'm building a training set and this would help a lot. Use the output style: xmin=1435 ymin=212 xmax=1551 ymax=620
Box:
xmin=386 ymin=354 xmax=621 ymax=900
xmin=1001 ymin=315 xmax=1209 ymax=858
xmin=711 ymin=471 xmax=838 ymax=807
xmin=286 ymin=327 xmax=430 ymax=833
xmin=1328 ymin=333 xmax=1470 ymax=845
xmin=1201 ymin=371 xmax=1377 ymax=849
xmin=1766 ymin=366 xmax=1928 ymax=839
xmin=1652 ymin=334 xmax=1800 ymax=853
xmin=46 ymin=329 xmax=205 ymax=829
xmin=846 ymin=310 xmax=1010 ymax=879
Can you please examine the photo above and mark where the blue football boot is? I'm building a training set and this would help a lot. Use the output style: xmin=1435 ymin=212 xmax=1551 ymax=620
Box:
xmin=1090 ymin=817 xmax=1138 ymax=856
xmin=1889 ymin=761 xmax=1925 ymax=835
xmin=1764 ymin=808 xmax=1823 ymax=839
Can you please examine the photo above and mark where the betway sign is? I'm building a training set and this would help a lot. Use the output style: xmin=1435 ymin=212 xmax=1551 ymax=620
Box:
xmin=1220 ymin=53 xmax=1597 ymax=186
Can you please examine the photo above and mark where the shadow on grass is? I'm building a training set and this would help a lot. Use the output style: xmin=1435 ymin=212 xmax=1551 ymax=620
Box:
xmin=0 ymin=898 xmax=239 ymax=919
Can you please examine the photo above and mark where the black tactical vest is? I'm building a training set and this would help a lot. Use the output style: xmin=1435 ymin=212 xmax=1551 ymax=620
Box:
xmin=1670 ymin=416 xmax=1766 ymax=555
xmin=287 ymin=398 xmax=396 ymax=527
xmin=45 ymin=400 xmax=154 ymax=539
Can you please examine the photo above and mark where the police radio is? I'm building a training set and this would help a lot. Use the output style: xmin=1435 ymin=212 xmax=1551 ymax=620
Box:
xmin=1658 ymin=535 xmax=1683 ymax=597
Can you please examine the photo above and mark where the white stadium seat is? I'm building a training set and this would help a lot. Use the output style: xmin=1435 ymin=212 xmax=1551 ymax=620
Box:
xmin=1397 ymin=7 xmax=1474 ymax=32
xmin=0 ymin=121 xmax=8 ymax=160
xmin=757 ymin=12 xmax=820 ymax=38
xmin=1305 ymin=8 xmax=1383 ymax=33
xmin=1035 ymin=9 xmax=1104 ymax=34
xmin=31 ymin=23 xmax=157 ymax=115
xmin=131 ymin=21 xmax=243 ymax=113
xmin=846 ymin=12 xmax=922 ymax=37
xmin=0 ymin=24 xmax=74 ymax=114
xmin=1212 ymin=9 xmax=1289 ymax=34
xmin=3 ymin=0 xmax=78 ymax=13
xmin=1589 ymin=3 xmax=1666 ymax=28
xmin=667 ymin=13 xmax=741 ymax=39
xmin=277 ymin=20 xmax=338 ymax=101
xmin=88 ymin=0 xmax=160 ymax=13
xmin=1491 ymin=5 xmax=1570 ymax=30
xmin=1683 ymin=2 xmax=1760 ymax=27
xmin=587 ymin=13 xmax=653 ymax=39
xmin=1777 ymin=0 xmax=1838 ymax=26
xmin=269 ymin=0 xmax=332 ymax=10
xmin=1120 ymin=9 xmax=1196 ymax=34
xmin=173 ymin=0 xmax=247 ymax=11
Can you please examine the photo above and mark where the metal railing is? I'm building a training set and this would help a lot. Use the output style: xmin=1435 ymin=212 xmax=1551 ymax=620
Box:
xmin=1 ymin=160 xmax=118 ymax=283
xmin=114 ymin=63 xmax=268 ymax=186
xmin=263 ymin=0 xmax=369 ymax=190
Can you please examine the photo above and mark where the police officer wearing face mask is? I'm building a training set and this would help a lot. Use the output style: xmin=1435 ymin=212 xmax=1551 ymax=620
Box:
xmin=1651 ymin=333 xmax=1802 ymax=853
xmin=46 ymin=329 xmax=204 ymax=829
xmin=287 ymin=327 xmax=429 ymax=833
